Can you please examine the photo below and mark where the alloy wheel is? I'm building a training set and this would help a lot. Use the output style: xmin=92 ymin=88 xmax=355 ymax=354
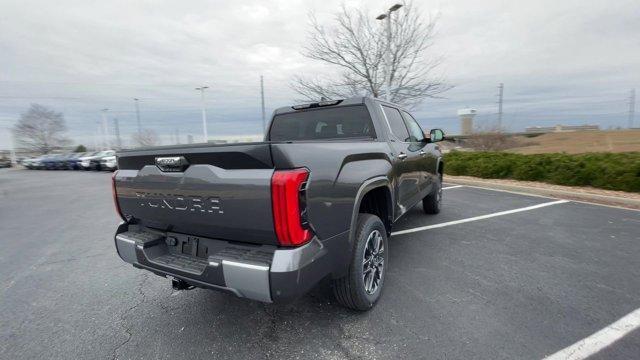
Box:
xmin=362 ymin=230 xmax=384 ymax=295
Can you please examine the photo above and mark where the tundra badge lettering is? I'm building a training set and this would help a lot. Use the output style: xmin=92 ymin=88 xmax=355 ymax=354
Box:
xmin=155 ymin=156 xmax=189 ymax=172
xmin=135 ymin=192 xmax=223 ymax=214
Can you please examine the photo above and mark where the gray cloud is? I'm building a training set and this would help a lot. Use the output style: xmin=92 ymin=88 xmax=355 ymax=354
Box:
xmin=1 ymin=0 xmax=639 ymax=149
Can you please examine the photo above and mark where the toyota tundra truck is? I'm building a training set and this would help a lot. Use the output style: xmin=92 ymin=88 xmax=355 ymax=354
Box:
xmin=112 ymin=97 xmax=445 ymax=311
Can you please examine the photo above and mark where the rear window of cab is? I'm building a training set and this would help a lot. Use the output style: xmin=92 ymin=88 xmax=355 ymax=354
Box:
xmin=269 ymin=105 xmax=376 ymax=141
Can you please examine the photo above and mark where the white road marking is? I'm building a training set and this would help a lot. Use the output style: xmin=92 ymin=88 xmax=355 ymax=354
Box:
xmin=449 ymin=183 xmax=640 ymax=212
xmin=442 ymin=185 xmax=464 ymax=190
xmin=542 ymin=307 xmax=640 ymax=360
xmin=451 ymin=183 xmax=556 ymax=200
xmin=391 ymin=199 xmax=569 ymax=236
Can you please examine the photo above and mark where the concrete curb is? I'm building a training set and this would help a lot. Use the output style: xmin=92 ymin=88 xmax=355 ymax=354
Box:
xmin=445 ymin=176 xmax=640 ymax=211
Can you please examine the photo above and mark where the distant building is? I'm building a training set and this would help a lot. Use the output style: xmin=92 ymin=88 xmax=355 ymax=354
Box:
xmin=457 ymin=108 xmax=477 ymax=135
xmin=525 ymin=124 xmax=600 ymax=133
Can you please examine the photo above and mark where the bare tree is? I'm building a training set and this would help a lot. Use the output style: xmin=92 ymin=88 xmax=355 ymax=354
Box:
xmin=131 ymin=128 xmax=159 ymax=147
xmin=12 ymin=104 xmax=70 ymax=154
xmin=464 ymin=125 xmax=520 ymax=151
xmin=292 ymin=1 xmax=450 ymax=107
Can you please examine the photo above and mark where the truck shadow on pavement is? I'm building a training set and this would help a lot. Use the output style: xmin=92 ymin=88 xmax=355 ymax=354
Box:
xmin=115 ymin=223 xmax=444 ymax=359
xmin=120 ymin=275 xmax=395 ymax=359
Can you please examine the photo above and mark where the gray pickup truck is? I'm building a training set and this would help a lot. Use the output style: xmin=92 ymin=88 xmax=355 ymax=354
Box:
xmin=112 ymin=97 xmax=445 ymax=310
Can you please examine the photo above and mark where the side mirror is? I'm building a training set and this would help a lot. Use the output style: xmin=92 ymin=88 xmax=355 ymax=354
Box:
xmin=429 ymin=129 xmax=445 ymax=143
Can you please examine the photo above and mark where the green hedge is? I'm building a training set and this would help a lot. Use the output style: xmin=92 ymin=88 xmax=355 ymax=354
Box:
xmin=443 ymin=151 xmax=640 ymax=193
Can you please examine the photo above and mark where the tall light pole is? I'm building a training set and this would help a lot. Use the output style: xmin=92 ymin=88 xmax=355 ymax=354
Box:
xmin=629 ymin=88 xmax=636 ymax=129
xmin=133 ymin=98 xmax=142 ymax=136
xmin=10 ymin=132 xmax=17 ymax=165
xmin=195 ymin=86 xmax=209 ymax=143
xmin=497 ymin=83 xmax=504 ymax=129
xmin=260 ymin=75 xmax=266 ymax=135
xmin=376 ymin=3 xmax=403 ymax=101
xmin=101 ymin=108 xmax=109 ymax=150
xmin=113 ymin=118 xmax=122 ymax=149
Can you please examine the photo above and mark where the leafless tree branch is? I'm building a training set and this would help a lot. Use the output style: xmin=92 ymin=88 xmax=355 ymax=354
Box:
xmin=131 ymin=128 xmax=159 ymax=147
xmin=292 ymin=1 xmax=451 ymax=107
xmin=12 ymin=104 xmax=70 ymax=154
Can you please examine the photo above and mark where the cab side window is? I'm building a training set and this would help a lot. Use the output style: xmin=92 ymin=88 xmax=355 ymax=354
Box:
xmin=401 ymin=111 xmax=425 ymax=143
xmin=382 ymin=105 xmax=410 ymax=142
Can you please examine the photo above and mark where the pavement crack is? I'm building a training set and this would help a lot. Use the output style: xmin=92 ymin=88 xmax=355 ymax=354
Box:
xmin=110 ymin=272 xmax=149 ymax=360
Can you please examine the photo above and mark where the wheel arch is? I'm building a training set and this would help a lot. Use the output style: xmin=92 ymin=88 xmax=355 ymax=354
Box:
xmin=349 ymin=177 xmax=394 ymax=242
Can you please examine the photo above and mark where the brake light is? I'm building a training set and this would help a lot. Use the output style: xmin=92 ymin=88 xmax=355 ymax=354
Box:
xmin=271 ymin=168 xmax=312 ymax=246
xmin=112 ymin=171 xmax=126 ymax=221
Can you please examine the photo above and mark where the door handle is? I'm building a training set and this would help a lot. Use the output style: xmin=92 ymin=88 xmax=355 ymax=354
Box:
xmin=398 ymin=153 xmax=407 ymax=160
xmin=419 ymin=150 xmax=426 ymax=156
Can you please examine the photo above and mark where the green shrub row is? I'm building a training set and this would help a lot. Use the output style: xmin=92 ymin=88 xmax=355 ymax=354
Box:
xmin=443 ymin=151 xmax=640 ymax=193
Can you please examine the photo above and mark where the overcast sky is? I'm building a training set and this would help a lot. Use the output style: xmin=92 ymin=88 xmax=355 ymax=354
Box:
xmin=1 ymin=0 xmax=639 ymax=150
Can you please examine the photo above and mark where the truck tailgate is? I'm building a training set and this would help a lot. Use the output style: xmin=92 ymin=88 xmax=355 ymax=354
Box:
xmin=114 ymin=143 xmax=278 ymax=245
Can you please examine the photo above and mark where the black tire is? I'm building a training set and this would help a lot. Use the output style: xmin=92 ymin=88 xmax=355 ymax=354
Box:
xmin=423 ymin=175 xmax=442 ymax=214
xmin=332 ymin=213 xmax=388 ymax=311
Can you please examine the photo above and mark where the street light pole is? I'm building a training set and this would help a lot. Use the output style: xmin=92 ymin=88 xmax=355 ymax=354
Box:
xmin=113 ymin=118 xmax=122 ymax=149
xmin=8 ymin=129 xmax=17 ymax=165
xmin=101 ymin=108 xmax=109 ymax=150
xmin=133 ymin=98 xmax=142 ymax=136
xmin=377 ymin=4 xmax=403 ymax=102
xmin=260 ymin=75 xmax=266 ymax=135
xmin=195 ymin=86 xmax=209 ymax=143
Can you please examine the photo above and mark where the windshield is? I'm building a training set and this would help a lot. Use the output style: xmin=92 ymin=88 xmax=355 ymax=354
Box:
xmin=268 ymin=105 xmax=376 ymax=141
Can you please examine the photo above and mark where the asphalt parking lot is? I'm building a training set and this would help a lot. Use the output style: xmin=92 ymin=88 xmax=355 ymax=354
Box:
xmin=1 ymin=168 xmax=639 ymax=360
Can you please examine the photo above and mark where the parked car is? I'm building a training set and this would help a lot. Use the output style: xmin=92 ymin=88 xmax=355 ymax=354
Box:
xmin=99 ymin=155 xmax=117 ymax=171
xmin=112 ymin=97 xmax=445 ymax=311
xmin=42 ymin=154 xmax=66 ymax=170
xmin=23 ymin=156 xmax=43 ymax=169
xmin=0 ymin=158 xmax=11 ymax=168
xmin=80 ymin=151 xmax=107 ymax=170
xmin=89 ymin=150 xmax=116 ymax=170
xmin=55 ymin=153 xmax=75 ymax=170
xmin=66 ymin=152 xmax=91 ymax=170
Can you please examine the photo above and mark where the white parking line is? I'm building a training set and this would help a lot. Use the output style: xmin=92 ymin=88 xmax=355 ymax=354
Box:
xmin=453 ymin=183 xmax=555 ymax=200
xmin=442 ymin=185 xmax=464 ymax=190
xmin=542 ymin=307 xmax=640 ymax=360
xmin=450 ymin=183 xmax=640 ymax=212
xmin=391 ymin=199 xmax=569 ymax=236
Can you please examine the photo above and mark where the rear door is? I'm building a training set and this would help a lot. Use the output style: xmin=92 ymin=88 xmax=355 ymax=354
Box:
xmin=114 ymin=143 xmax=279 ymax=245
xmin=380 ymin=105 xmax=423 ymax=216
xmin=401 ymin=110 xmax=434 ymax=197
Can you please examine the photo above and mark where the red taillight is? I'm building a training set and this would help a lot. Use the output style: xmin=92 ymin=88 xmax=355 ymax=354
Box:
xmin=271 ymin=168 xmax=312 ymax=246
xmin=112 ymin=171 xmax=126 ymax=221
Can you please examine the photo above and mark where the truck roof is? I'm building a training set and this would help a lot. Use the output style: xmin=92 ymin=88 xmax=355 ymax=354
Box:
xmin=274 ymin=96 xmax=402 ymax=115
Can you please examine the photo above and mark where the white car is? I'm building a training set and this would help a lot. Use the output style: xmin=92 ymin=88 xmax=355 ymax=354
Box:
xmin=79 ymin=152 xmax=98 ymax=170
xmin=100 ymin=155 xmax=117 ymax=171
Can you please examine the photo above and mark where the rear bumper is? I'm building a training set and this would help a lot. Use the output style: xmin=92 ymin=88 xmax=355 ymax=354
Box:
xmin=114 ymin=223 xmax=337 ymax=303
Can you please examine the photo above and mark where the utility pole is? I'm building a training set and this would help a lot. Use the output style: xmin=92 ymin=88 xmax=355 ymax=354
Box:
xmin=497 ymin=83 xmax=504 ymax=129
xmin=376 ymin=4 xmax=403 ymax=102
xmin=260 ymin=75 xmax=266 ymax=134
xmin=133 ymin=98 xmax=142 ymax=136
xmin=9 ymin=130 xmax=17 ymax=165
xmin=629 ymin=89 xmax=636 ymax=129
xmin=175 ymin=128 xmax=180 ymax=144
xmin=101 ymin=108 xmax=109 ymax=150
xmin=113 ymin=118 xmax=122 ymax=149
xmin=195 ymin=86 xmax=209 ymax=143
xmin=92 ymin=127 xmax=98 ymax=151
